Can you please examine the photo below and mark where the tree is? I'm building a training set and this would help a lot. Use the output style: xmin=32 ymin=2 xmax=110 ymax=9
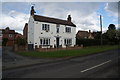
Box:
xmin=108 ymin=24 xmax=116 ymax=30
xmin=16 ymin=38 xmax=27 ymax=46
xmin=2 ymin=38 xmax=8 ymax=46
xmin=106 ymin=24 xmax=117 ymax=44
xmin=116 ymin=27 xmax=120 ymax=42
xmin=92 ymin=31 xmax=101 ymax=39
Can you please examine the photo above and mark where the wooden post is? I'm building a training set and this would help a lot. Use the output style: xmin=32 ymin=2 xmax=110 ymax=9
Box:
xmin=100 ymin=15 xmax=103 ymax=46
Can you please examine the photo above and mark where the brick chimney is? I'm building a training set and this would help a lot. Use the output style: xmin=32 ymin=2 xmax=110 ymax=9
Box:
xmin=67 ymin=15 xmax=71 ymax=22
xmin=30 ymin=6 xmax=36 ymax=16
xmin=89 ymin=30 xmax=91 ymax=33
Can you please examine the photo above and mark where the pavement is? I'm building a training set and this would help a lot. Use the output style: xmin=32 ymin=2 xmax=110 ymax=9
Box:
xmin=2 ymin=48 xmax=120 ymax=78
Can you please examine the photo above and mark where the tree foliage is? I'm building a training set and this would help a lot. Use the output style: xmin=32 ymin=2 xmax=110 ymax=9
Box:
xmin=77 ymin=24 xmax=118 ymax=46
xmin=108 ymin=24 xmax=116 ymax=30
xmin=16 ymin=38 xmax=26 ymax=46
xmin=116 ymin=27 xmax=120 ymax=39
xmin=76 ymin=38 xmax=108 ymax=46
xmin=106 ymin=24 xmax=117 ymax=41
xmin=2 ymin=38 xmax=8 ymax=46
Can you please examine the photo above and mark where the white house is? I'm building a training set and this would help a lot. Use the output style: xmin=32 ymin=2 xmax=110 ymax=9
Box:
xmin=27 ymin=6 xmax=76 ymax=50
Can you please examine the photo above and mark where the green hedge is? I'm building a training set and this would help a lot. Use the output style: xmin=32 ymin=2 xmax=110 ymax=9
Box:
xmin=76 ymin=39 xmax=109 ymax=46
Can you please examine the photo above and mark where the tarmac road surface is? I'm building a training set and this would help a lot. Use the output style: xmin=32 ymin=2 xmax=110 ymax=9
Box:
xmin=2 ymin=49 xmax=120 ymax=78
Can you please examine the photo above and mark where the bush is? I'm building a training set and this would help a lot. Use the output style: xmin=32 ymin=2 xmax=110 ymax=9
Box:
xmin=2 ymin=38 xmax=8 ymax=46
xmin=16 ymin=38 xmax=27 ymax=46
xmin=76 ymin=38 xmax=109 ymax=46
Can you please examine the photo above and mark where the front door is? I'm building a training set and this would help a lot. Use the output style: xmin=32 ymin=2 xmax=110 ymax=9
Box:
xmin=56 ymin=37 xmax=59 ymax=48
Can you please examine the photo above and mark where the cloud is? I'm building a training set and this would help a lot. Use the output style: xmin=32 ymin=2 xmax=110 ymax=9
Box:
xmin=1 ymin=2 xmax=109 ymax=34
xmin=33 ymin=2 xmax=103 ymax=32
xmin=104 ymin=2 xmax=118 ymax=17
xmin=34 ymin=2 xmax=100 ymax=18
xmin=1 ymin=10 xmax=29 ymax=34
xmin=115 ymin=24 xmax=119 ymax=29
xmin=1 ymin=0 xmax=120 ymax=2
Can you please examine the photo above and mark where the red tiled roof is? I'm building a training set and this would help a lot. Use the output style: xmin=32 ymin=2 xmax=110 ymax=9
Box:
xmin=76 ymin=30 xmax=95 ymax=39
xmin=77 ymin=31 xmax=89 ymax=37
xmin=2 ymin=29 xmax=15 ymax=34
xmin=15 ymin=33 xmax=23 ymax=39
xmin=33 ymin=15 xmax=76 ymax=27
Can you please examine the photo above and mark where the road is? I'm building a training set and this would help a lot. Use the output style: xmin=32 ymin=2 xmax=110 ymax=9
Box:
xmin=2 ymin=49 xmax=120 ymax=78
xmin=0 ymin=48 xmax=2 ymax=79
xmin=0 ymin=47 xmax=2 ymax=57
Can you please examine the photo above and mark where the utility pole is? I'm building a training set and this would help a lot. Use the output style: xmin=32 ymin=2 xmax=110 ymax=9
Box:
xmin=100 ymin=15 xmax=103 ymax=46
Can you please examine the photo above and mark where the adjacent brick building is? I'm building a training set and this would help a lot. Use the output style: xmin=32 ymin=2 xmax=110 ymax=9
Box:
xmin=0 ymin=30 xmax=2 ymax=46
xmin=76 ymin=30 xmax=94 ymax=39
xmin=2 ymin=27 xmax=23 ymax=47
xmin=23 ymin=23 xmax=28 ymax=41
xmin=2 ymin=27 xmax=15 ymax=46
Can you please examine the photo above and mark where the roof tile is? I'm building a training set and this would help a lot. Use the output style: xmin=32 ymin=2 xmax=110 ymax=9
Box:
xmin=34 ymin=15 xmax=76 ymax=27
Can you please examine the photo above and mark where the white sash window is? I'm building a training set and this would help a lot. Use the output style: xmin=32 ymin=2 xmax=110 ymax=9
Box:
xmin=64 ymin=38 xmax=72 ymax=45
xmin=40 ymin=38 xmax=50 ymax=45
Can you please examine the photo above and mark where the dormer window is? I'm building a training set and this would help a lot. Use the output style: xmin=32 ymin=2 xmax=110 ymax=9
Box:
xmin=42 ymin=24 xmax=50 ymax=31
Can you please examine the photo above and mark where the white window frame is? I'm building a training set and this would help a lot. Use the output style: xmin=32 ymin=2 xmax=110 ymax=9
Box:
xmin=65 ymin=27 xmax=71 ymax=33
xmin=9 ymin=34 xmax=13 ymax=37
xmin=56 ymin=24 xmax=60 ymax=33
xmin=0 ymin=34 xmax=2 ymax=37
xmin=64 ymin=38 xmax=72 ymax=45
xmin=40 ymin=38 xmax=50 ymax=45
xmin=42 ymin=24 xmax=50 ymax=31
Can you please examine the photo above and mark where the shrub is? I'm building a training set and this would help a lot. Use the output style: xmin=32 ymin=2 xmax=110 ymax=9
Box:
xmin=76 ymin=38 xmax=109 ymax=46
xmin=2 ymin=38 xmax=8 ymax=46
xmin=16 ymin=38 xmax=26 ymax=46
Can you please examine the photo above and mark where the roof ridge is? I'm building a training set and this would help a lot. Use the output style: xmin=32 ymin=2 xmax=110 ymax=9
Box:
xmin=33 ymin=15 xmax=76 ymax=27
xmin=34 ymin=15 xmax=68 ymax=22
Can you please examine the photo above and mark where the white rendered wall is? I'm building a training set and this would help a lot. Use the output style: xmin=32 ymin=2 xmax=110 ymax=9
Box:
xmin=28 ymin=16 xmax=34 ymax=45
xmin=28 ymin=18 xmax=76 ymax=49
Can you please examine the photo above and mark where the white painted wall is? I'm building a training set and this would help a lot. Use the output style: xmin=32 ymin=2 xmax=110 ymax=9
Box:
xmin=28 ymin=16 xmax=76 ymax=49
xmin=28 ymin=16 xmax=34 ymax=44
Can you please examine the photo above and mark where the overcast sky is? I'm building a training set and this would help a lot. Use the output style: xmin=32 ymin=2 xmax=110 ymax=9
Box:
xmin=0 ymin=1 xmax=119 ymax=34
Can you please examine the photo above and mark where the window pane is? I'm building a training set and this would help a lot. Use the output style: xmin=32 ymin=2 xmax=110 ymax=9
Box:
xmin=40 ymin=38 xmax=50 ymax=45
xmin=42 ymin=24 xmax=44 ymax=30
xmin=45 ymin=24 xmax=47 ymax=30
xmin=64 ymin=39 xmax=66 ymax=45
xmin=46 ymin=39 xmax=48 ymax=45
xmin=68 ymin=39 xmax=70 ymax=44
xmin=57 ymin=27 xmax=59 ymax=33
xmin=65 ymin=27 xmax=67 ymax=32
xmin=68 ymin=39 xmax=69 ymax=44
xmin=65 ymin=27 xmax=71 ymax=33
xmin=48 ymin=25 xmax=49 ymax=31
xmin=49 ymin=39 xmax=50 ymax=44
xmin=70 ymin=39 xmax=71 ymax=44
xmin=43 ymin=39 xmax=45 ymax=45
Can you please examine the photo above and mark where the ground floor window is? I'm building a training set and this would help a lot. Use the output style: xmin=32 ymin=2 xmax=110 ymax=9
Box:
xmin=64 ymin=38 xmax=72 ymax=45
xmin=40 ymin=38 xmax=50 ymax=45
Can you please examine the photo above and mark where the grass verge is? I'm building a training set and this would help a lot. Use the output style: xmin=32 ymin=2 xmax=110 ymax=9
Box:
xmin=17 ymin=45 xmax=119 ymax=58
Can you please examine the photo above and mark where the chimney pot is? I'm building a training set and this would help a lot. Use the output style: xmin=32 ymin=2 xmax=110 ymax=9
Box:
xmin=67 ymin=15 xmax=71 ymax=22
